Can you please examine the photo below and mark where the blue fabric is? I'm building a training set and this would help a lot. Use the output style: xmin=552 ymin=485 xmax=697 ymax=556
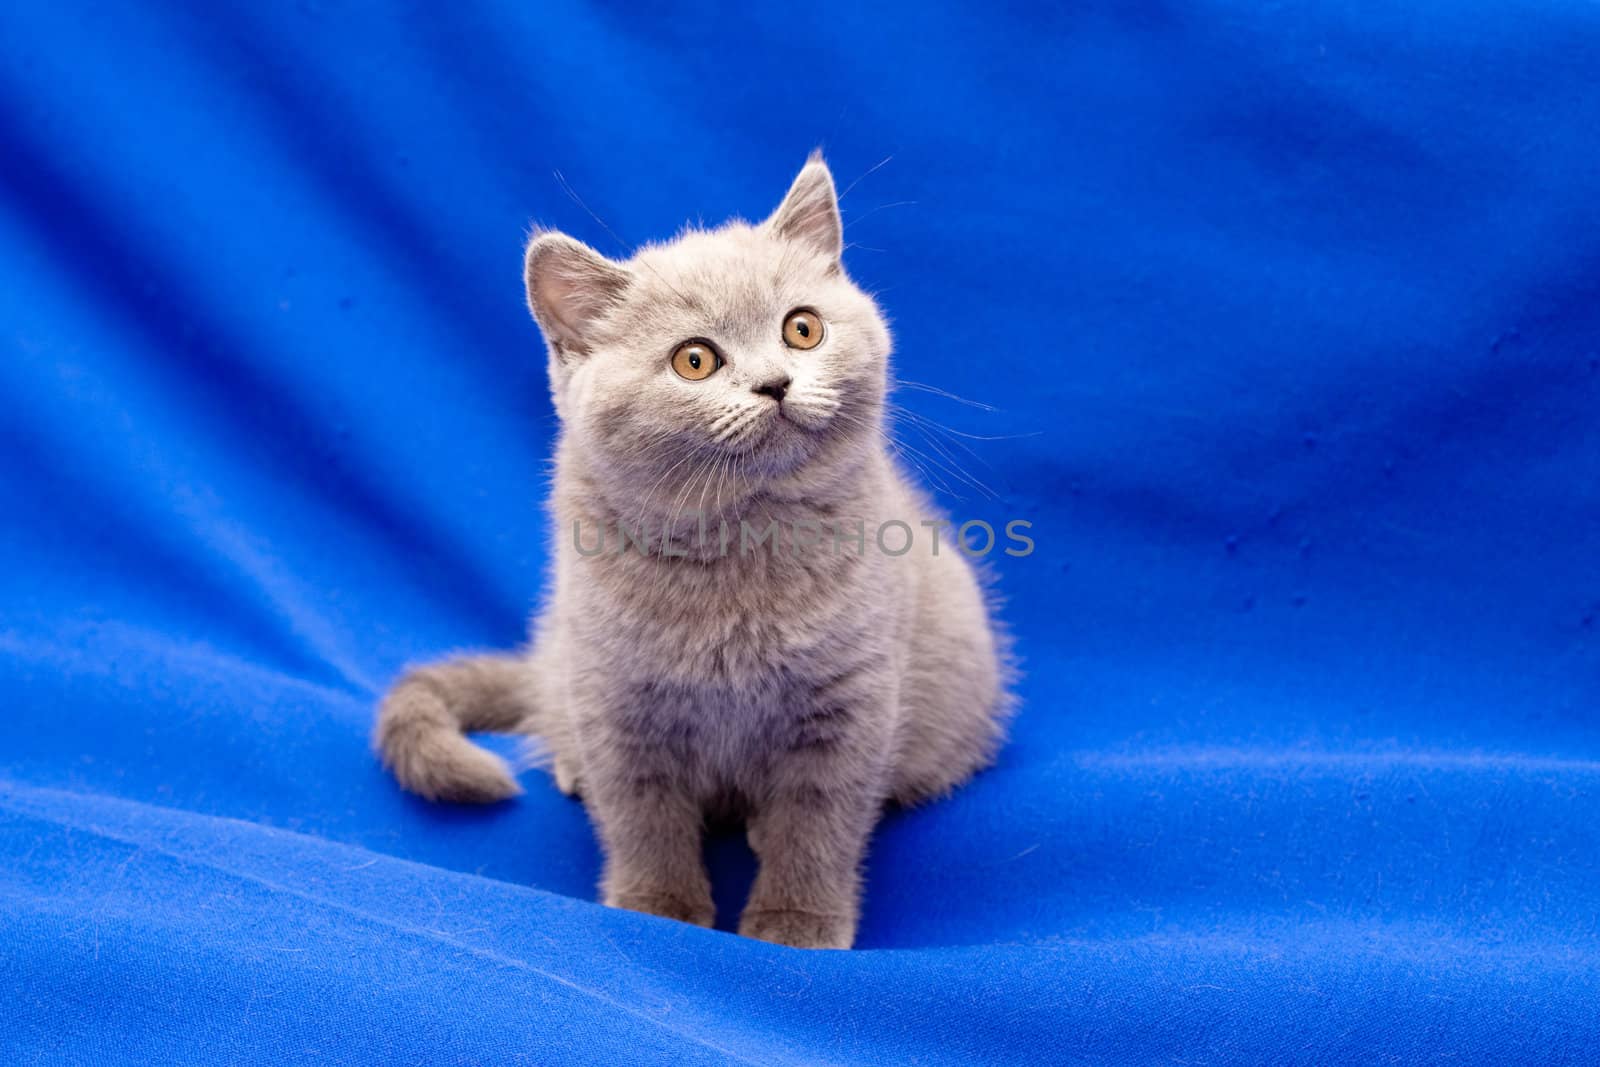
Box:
xmin=4 ymin=2 xmax=1598 ymax=1062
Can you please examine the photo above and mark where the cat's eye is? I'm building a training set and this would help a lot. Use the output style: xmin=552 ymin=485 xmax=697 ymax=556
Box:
xmin=671 ymin=340 xmax=722 ymax=381
xmin=782 ymin=308 xmax=824 ymax=350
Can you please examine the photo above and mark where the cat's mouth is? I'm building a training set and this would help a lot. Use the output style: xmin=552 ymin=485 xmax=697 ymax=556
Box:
xmin=776 ymin=399 xmax=835 ymax=434
xmin=718 ymin=398 xmax=821 ymax=446
xmin=719 ymin=403 xmax=819 ymax=474
xmin=700 ymin=391 xmax=849 ymax=482
xmin=748 ymin=404 xmax=805 ymax=442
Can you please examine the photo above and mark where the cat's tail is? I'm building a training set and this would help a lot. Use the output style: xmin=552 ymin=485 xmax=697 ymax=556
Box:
xmin=373 ymin=653 xmax=536 ymax=804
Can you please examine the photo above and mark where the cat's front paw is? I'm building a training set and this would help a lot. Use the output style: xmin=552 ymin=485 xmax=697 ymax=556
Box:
xmin=606 ymin=888 xmax=714 ymax=928
xmin=739 ymin=908 xmax=855 ymax=949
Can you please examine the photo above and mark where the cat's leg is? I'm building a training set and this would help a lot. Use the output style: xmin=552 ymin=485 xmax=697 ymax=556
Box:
xmin=580 ymin=713 xmax=713 ymax=927
xmin=739 ymin=675 xmax=893 ymax=949
xmin=740 ymin=783 xmax=878 ymax=949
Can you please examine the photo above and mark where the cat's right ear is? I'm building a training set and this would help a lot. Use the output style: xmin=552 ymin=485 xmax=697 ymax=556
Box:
xmin=524 ymin=232 xmax=632 ymax=359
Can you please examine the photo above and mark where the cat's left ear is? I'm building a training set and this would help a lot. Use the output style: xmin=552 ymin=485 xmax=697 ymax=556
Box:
xmin=765 ymin=150 xmax=842 ymax=265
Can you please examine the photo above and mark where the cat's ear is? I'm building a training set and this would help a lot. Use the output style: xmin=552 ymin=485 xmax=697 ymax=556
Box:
xmin=524 ymin=231 xmax=633 ymax=358
xmin=765 ymin=150 xmax=842 ymax=264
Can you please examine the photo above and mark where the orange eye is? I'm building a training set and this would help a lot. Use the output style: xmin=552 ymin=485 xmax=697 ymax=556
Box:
xmin=782 ymin=308 xmax=824 ymax=350
xmin=671 ymin=340 xmax=721 ymax=381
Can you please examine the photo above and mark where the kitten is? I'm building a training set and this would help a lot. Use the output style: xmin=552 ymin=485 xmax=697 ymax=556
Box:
xmin=375 ymin=153 xmax=1013 ymax=949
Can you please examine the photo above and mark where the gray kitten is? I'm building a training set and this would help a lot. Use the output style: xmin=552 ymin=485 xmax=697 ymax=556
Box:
xmin=375 ymin=153 xmax=1013 ymax=949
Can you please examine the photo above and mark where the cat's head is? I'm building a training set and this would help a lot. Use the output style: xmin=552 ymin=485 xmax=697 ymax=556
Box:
xmin=523 ymin=153 xmax=891 ymax=511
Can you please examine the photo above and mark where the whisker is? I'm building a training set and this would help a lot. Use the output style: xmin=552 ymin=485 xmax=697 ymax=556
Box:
xmin=897 ymin=417 xmax=1001 ymax=500
xmin=838 ymin=155 xmax=893 ymax=201
xmin=552 ymin=169 xmax=696 ymax=308
xmin=894 ymin=401 xmax=1038 ymax=444
xmin=631 ymin=442 xmax=706 ymax=537
xmin=891 ymin=408 xmax=992 ymax=472
xmin=832 ymin=404 xmax=998 ymax=503
xmin=665 ymin=451 xmax=722 ymax=541
xmin=895 ymin=433 xmax=991 ymax=501
xmin=892 ymin=379 xmax=1003 ymax=412
xmin=845 ymin=200 xmax=917 ymax=227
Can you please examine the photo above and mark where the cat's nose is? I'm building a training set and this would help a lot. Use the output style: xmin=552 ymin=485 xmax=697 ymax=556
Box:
xmin=753 ymin=376 xmax=790 ymax=403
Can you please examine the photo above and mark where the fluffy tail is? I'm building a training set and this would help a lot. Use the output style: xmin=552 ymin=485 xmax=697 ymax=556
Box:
xmin=373 ymin=654 xmax=535 ymax=804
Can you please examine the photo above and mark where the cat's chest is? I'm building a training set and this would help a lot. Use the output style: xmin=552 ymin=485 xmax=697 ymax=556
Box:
xmin=572 ymin=541 xmax=890 ymax=688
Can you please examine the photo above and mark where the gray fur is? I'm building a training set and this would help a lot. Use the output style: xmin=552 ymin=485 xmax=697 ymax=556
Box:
xmin=375 ymin=154 xmax=1013 ymax=949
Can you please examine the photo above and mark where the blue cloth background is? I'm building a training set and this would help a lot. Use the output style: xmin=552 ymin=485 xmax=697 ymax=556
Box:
xmin=3 ymin=2 xmax=1598 ymax=1063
